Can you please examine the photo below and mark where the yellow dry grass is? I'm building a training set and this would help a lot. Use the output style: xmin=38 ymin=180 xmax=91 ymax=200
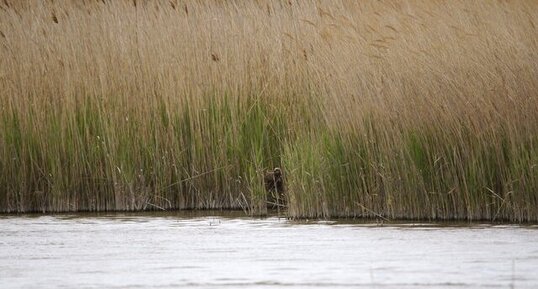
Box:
xmin=0 ymin=0 xmax=537 ymax=220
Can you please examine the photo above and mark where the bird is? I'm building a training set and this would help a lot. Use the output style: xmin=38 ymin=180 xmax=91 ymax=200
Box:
xmin=264 ymin=167 xmax=285 ymax=208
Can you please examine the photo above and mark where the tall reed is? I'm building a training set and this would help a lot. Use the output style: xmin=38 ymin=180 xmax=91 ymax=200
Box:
xmin=0 ymin=0 xmax=537 ymax=221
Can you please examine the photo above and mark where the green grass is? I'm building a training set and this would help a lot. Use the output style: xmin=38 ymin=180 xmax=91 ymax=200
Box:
xmin=0 ymin=93 xmax=537 ymax=221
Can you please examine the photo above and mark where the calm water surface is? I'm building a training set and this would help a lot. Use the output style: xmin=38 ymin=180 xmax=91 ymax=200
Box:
xmin=1 ymin=212 xmax=537 ymax=289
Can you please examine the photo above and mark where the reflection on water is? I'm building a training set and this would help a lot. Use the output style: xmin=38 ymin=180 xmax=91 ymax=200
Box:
xmin=1 ymin=211 xmax=537 ymax=289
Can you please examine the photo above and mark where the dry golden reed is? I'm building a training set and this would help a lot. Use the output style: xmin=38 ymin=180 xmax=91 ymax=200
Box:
xmin=0 ymin=0 xmax=537 ymax=221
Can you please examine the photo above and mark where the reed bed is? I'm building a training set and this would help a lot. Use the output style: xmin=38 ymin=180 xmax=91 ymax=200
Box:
xmin=0 ymin=0 xmax=537 ymax=221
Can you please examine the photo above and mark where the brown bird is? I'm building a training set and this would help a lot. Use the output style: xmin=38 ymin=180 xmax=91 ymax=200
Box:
xmin=264 ymin=167 xmax=285 ymax=208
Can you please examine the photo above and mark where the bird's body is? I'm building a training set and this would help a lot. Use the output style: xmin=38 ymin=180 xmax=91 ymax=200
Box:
xmin=264 ymin=167 xmax=285 ymax=208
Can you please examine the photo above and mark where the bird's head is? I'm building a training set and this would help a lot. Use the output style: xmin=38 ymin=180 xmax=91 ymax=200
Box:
xmin=273 ymin=167 xmax=282 ymax=177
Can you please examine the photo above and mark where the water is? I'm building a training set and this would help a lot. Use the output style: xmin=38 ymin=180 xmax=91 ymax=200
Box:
xmin=1 ymin=212 xmax=537 ymax=289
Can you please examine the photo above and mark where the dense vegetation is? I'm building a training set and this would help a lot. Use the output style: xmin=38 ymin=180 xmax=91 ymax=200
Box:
xmin=1 ymin=0 xmax=537 ymax=221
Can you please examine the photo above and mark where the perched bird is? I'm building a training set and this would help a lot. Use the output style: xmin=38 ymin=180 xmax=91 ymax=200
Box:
xmin=264 ymin=167 xmax=285 ymax=208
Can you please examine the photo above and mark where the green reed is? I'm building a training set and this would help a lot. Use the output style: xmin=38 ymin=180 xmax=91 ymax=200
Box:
xmin=0 ymin=0 xmax=537 ymax=221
